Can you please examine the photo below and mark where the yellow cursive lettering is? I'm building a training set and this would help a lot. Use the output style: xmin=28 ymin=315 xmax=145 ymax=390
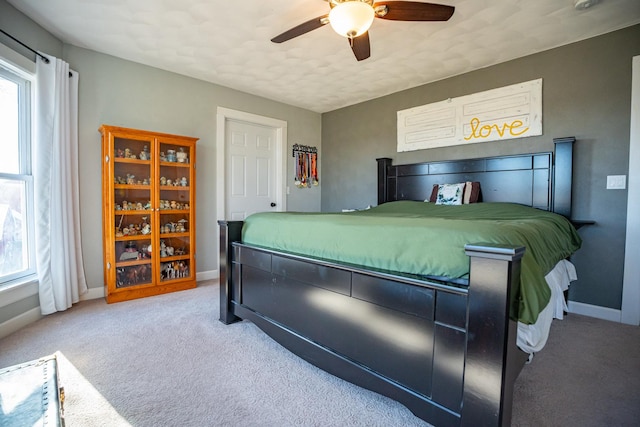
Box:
xmin=464 ymin=117 xmax=530 ymax=141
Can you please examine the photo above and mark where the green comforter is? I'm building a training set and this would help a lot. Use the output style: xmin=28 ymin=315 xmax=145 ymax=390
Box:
xmin=242 ymin=201 xmax=582 ymax=325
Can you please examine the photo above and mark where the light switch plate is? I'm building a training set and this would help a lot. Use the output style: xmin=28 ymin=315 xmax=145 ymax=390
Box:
xmin=606 ymin=175 xmax=626 ymax=189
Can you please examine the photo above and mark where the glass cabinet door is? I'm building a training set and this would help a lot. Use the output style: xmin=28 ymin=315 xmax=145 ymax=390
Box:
xmin=157 ymin=139 xmax=194 ymax=282
xmin=112 ymin=135 xmax=155 ymax=288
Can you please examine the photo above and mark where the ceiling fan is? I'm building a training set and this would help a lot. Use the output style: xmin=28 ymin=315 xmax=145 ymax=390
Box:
xmin=271 ymin=0 xmax=455 ymax=61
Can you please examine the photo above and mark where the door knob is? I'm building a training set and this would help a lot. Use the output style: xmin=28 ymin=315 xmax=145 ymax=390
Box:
xmin=270 ymin=202 xmax=276 ymax=207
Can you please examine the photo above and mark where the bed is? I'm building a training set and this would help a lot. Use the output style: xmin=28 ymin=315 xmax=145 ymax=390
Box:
xmin=218 ymin=137 xmax=579 ymax=426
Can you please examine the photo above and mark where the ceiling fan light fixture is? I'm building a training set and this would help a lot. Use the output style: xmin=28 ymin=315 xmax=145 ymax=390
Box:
xmin=329 ymin=0 xmax=375 ymax=39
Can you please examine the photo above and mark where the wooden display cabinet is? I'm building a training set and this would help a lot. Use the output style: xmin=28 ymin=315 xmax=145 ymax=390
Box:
xmin=100 ymin=125 xmax=198 ymax=303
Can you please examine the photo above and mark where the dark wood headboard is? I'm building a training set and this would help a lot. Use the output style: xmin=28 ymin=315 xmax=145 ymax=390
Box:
xmin=377 ymin=137 xmax=575 ymax=218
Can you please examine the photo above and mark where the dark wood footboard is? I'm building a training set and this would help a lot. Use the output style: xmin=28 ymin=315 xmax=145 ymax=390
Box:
xmin=219 ymin=221 xmax=528 ymax=427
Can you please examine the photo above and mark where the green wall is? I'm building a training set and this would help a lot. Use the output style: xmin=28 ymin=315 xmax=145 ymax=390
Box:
xmin=321 ymin=24 xmax=640 ymax=310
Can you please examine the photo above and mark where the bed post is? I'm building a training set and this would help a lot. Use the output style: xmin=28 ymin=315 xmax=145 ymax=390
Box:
xmin=376 ymin=157 xmax=392 ymax=205
xmin=462 ymin=243 xmax=526 ymax=427
xmin=218 ymin=220 xmax=244 ymax=324
xmin=553 ymin=137 xmax=575 ymax=218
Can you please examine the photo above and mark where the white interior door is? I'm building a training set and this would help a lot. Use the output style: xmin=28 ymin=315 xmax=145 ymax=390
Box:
xmin=226 ymin=119 xmax=279 ymax=220
xmin=216 ymin=107 xmax=287 ymax=225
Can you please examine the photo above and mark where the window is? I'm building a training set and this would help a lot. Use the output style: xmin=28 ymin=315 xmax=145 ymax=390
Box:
xmin=0 ymin=64 xmax=35 ymax=285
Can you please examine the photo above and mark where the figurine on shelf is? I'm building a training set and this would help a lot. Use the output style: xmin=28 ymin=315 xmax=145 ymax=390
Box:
xmin=161 ymin=262 xmax=173 ymax=279
xmin=120 ymin=241 xmax=139 ymax=261
xmin=137 ymin=264 xmax=150 ymax=281
xmin=166 ymin=150 xmax=177 ymax=162
xmin=180 ymin=177 xmax=188 ymax=187
xmin=160 ymin=176 xmax=167 ymax=186
xmin=126 ymin=174 xmax=136 ymax=185
xmin=178 ymin=261 xmax=188 ymax=277
xmin=124 ymin=148 xmax=132 ymax=158
xmin=140 ymin=217 xmax=151 ymax=235
xmin=177 ymin=148 xmax=188 ymax=163
xmin=115 ymin=215 xmax=124 ymax=237
xmin=139 ymin=145 xmax=150 ymax=160
xmin=125 ymin=267 xmax=138 ymax=284
xmin=159 ymin=151 xmax=167 ymax=162
xmin=116 ymin=148 xmax=124 ymax=158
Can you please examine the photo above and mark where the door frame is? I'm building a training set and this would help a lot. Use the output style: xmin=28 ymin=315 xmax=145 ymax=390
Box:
xmin=216 ymin=107 xmax=288 ymax=271
xmin=621 ymin=55 xmax=640 ymax=325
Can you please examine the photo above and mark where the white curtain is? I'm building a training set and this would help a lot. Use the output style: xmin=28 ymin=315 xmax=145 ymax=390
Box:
xmin=35 ymin=52 xmax=88 ymax=315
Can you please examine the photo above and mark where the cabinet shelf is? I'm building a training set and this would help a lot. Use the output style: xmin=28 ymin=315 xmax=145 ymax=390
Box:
xmin=159 ymin=209 xmax=190 ymax=214
xmin=116 ymin=259 xmax=152 ymax=268
xmin=101 ymin=124 xmax=198 ymax=303
xmin=160 ymin=186 xmax=190 ymax=191
xmin=159 ymin=255 xmax=190 ymax=262
xmin=159 ymin=232 xmax=190 ymax=238
xmin=115 ymin=210 xmax=154 ymax=215
xmin=160 ymin=161 xmax=190 ymax=168
xmin=114 ymin=157 xmax=151 ymax=165
xmin=115 ymin=184 xmax=151 ymax=190
xmin=115 ymin=235 xmax=153 ymax=242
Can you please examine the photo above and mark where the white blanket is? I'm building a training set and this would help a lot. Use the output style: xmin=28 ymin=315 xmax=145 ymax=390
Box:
xmin=517 ymin=259 xmax=577 ymax=354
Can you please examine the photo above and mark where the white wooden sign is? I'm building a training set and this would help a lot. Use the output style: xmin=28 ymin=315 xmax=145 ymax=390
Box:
xmin=397 ymin=79 xmax=542 ymax=152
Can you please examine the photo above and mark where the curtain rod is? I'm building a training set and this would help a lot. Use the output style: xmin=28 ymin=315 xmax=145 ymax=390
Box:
xmin=0 ymin=29 xmax=51 ymax=64
xmin=1 ymin=29 xmax=73 ymax=77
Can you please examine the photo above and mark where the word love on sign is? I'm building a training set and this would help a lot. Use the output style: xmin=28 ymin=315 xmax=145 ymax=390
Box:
xmin=464 ymin=117 xmax=530 ymax=141
xmin=397 ymin=79 xmax=542 ymax=152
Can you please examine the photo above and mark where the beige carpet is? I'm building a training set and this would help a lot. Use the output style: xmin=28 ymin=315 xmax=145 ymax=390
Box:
xmin=1 ymin=281 xmax=638 ymax=426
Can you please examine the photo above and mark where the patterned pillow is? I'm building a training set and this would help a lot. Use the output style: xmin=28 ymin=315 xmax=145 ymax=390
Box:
xmin=435 ymin=183 xmax=465 ymax=205
xmin=428 ymin=181 xmax=481 ymax=204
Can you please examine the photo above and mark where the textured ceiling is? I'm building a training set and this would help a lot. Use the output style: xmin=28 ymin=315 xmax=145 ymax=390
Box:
xmin=6 ymin=0 xmax=640 ymax=113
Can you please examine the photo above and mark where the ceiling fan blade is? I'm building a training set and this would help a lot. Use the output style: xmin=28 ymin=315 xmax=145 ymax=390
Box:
xmin=373 ymin=1 xmax=454 ymax=21
xmin=350 ymin=32 xmax=371 ymax=61
xmin=271 ymin=15 xmax=330 ymax=43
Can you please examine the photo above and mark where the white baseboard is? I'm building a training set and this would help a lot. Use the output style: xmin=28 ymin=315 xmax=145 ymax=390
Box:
xmin=81 ymin=286 xmax=105 ymax=301
xmin=568 ymin=300 xmax=622 ymax=323
xmin=196 ymin=269 xmax=218 ymax=282
xmin=0 ymin=307 xmax=42 ymax=340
